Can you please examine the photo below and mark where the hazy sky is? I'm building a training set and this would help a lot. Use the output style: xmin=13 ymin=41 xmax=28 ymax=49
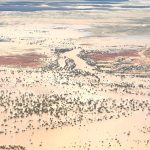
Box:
xmin=0 ymin=0 xmax=149 ymax=12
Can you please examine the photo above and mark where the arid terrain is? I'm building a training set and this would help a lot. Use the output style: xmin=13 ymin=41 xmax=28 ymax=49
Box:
xmin=0 ymin=0 xmax=150 ymax=150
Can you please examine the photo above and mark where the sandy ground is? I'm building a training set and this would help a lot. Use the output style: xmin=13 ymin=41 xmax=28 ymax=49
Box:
xmin=0 ymin=5 xmax=150 ymax=150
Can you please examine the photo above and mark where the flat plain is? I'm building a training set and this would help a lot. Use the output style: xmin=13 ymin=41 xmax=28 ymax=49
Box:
xmin=0 ymin=0 xmax=150 ymax=150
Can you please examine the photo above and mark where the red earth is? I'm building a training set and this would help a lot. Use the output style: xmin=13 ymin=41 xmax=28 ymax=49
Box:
xmin=0 ymin=53 xmax=47 ymax=68
xmin=88 ymin=50 xmax=139 ymax=61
